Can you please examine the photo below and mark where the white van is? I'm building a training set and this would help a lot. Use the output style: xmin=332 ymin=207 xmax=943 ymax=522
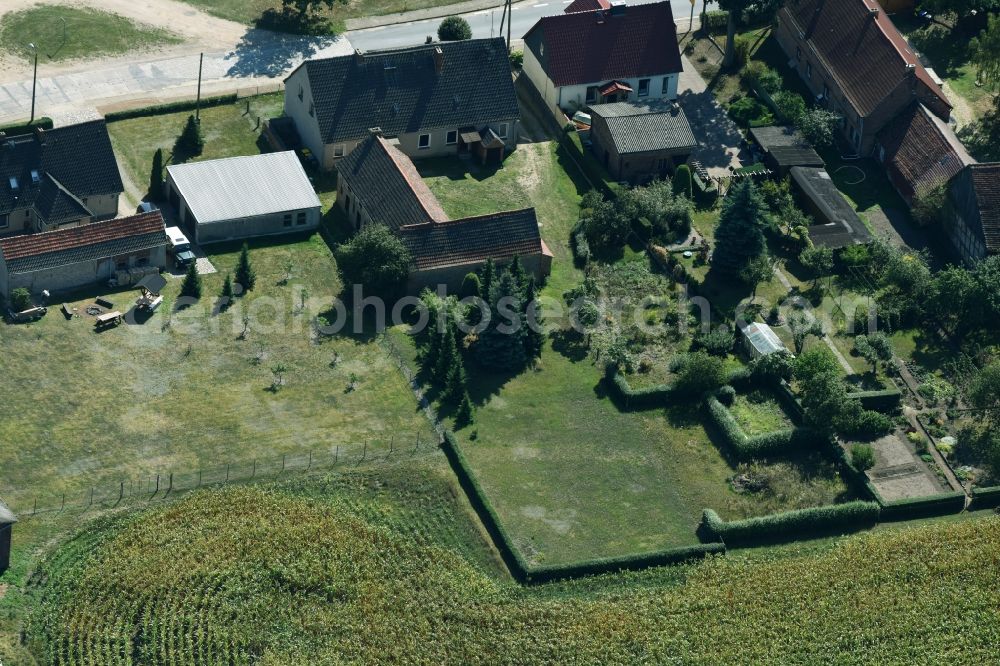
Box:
xmin=165 ymin=226 xmax=196 ymax=269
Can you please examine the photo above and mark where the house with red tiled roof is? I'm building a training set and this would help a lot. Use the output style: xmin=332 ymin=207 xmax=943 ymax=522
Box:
xmin=336 ymin=133 xmax=551 ymax=292
xmin=522 ymin=1 xmax=683 ymax=114
xmin=774 ymin=0 xmax=952 ymax=155
xmin=944 ymin=163 xmax=1000 ymax=265
xmin=0 ymin=211 xmax=167 ymax=298
xmin=875 ymin=103 xmax=973 ymax=206
xmin=564 ymin=0 xmax=610 ymax=13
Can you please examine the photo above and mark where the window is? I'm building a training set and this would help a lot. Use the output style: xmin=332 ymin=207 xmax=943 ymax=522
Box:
xmin=418 ymin=133 xmax=431 ymax=149
xmin=308 ymin=102 xmax=315 ymax=117
xmin=585 ymin=86 xmax=599 ymax=104
xmin=498 ymin=123 xmax=509 ymax=139
xmin=638 ymin=79 xmax=650 ymax=97
xmin=283 ymin=213 xmax=293 ymax=227
xmin=446 ymin=130 xmax=458 ymax=145
xmin=296 ymin=211 xmax=307 ymax=226
xmin=806 ymin=62 xmax=812 ymax=79
xmin=333 ymin=144 xmax=345 ymax=158
xmin=661 ymin=77 xmax=671 ymax=95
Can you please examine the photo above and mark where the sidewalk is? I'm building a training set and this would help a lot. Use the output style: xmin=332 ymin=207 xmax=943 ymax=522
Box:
xmin=347 ymin=0 xmax=505 ymax=30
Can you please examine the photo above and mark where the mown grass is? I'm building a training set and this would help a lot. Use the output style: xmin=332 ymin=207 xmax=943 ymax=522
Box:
xmin=23 ymin=472 xmax=1000 ymax=664
xmin=730 ymin=390 xmax=793 ymax=435
xmin=107 ymin=94 xmax=286 ymax=206
xmin=0 ymin=5 xmax=181 ymax=63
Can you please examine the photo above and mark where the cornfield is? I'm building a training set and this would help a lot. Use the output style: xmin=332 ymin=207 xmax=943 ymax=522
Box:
xmin=24 ymin=465 xmax=1000 ymax=664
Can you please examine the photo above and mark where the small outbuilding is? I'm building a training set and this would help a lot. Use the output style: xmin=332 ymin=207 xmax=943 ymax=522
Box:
xmin=0 ymin=211 xmax=167 ymax=298
xmin=790 ymin=167 xmax=872 ymax=249
xmin=0 ymin=497 xmax=15 ymax=574
xmin=748 ymin=126 xmax=824 ymax=176
xmin=588 ymin=100 xmax=697 ymax=184
xmin=165 ymin=151 xmax=321 ymax=244
xmin=740 ymin=322 xmax=787 ymax=360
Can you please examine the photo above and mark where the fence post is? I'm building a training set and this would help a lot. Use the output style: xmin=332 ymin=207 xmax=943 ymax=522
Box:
xmin=389 ymin=435 xmax=394 ymax=455
xmin=335 ymin=445 xmax=339 ymax=465
xmin=252 ymin=459 xmax=257 ymax=479
xmin=117 ymin=482 xmax=124 ymax=506
xmin=198 ymin=469 xmax=202 ymax=487
xmin=33 ymin=498 xmax=36 ymax=515
xmin=281 ymin=454 xmax=286 ymax=473
xmin=226 ymin=464 xmax=230 ymax=483
xmin=154 ymin=474 xmax=160 ymax=497
xmin=88 ymin=487 xmax=93 ymax=508
xmin=362 ymin=440 xmax=367 ymax=461
xmin=167 ymin=473 xmax=173 ymax=495
xmin=60 ymin=493 xmax=65 ymax=513
xmin=307 ymin=450 xmax=312 ymax=470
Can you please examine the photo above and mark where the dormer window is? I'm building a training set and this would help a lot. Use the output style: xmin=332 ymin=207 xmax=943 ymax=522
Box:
xmin=30 ymin=169 xmax=40 ymax=184
xmin=8 ymin=176 xmax=18 ymax=190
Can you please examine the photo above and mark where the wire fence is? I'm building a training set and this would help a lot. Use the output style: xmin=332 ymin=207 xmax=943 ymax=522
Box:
xmin=8 ymin=434 xmax=437 ymax=522
xmin=378 ymin=333 xmax=446 ymax=441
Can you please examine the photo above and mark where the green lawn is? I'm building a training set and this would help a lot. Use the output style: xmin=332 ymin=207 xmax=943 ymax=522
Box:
xmin=731 ymin=390 xmax=793 ymax=435
xmin=0 ymin=6 xmax=180 ymax=63
xmin=0 ymin=236 xmax=435 ymax=510
xmin=108 ymin=94 xmax=286 ymax=206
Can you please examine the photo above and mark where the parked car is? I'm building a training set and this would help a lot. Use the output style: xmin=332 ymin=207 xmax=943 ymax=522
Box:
xmin=165 ymin=226 xmax=196 ymax=269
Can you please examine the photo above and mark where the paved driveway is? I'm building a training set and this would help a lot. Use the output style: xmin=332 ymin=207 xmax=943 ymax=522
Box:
xmin=676 ymin=55 xmax=743 ymax=177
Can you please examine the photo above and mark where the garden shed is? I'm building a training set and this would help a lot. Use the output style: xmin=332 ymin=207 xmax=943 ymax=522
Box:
xmin=0 ymin=497 xmax=15 ymax=574
xmin=740 ymin=322 xmax=787 ymax=360
xmin=588 ymin=100 xmax=697 ymax=184
xmin=749 ymin=126 xmax=824 ymax=176
xmin=790 ymin=167 xmax=872 ymax=249
xmin=165 ymin=151 xmax=321 ymax=244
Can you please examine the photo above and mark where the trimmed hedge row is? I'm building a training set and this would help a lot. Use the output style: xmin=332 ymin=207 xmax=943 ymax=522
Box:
xmin=773 ymin=381 xmax=806 ymax=423
xmin=442 ymin=431 xmax=723 ymax=583
xmin=610 ymin=373 xmax=674 ymax=410
xmin=970 ymin=485 xmax=1000 ymax=510
xmin=846 ymin=388 xmax=903 ymax=413
xmin=878 ymin=491 xmax=967 ymax=522
xmin=700 ymin=501 xmax=881 ymax=547
xmin=828 ymin=441 xmax=883 ymax=502
xmin=706 ymin=396 xmax=821 ymax=459
xmin=0 ymin=117 xmax=53 ymax=135
xmin=104 ymin=94 xmax=239 ymax=122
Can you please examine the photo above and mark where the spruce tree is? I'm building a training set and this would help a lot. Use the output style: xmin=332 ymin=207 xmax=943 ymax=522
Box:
xmin=180 ymin=260 xmax=202 ymax=299
xmin=423 ymin=327 xmax=442 ymax=377
xmin=712 ymin=179 xmax=767 ymax=276
xmin=149 ymin=148 xmax=164 ymax=201
xmin=522 ymin=275 xmax=544 ymax=359
xmin=218 ymin=273 xmax=234 ymax=310
xmin=434 ymin=324 xmax=458 ymax=386
xmin=443 ymin=354 xmax=467 ymax=404
xmin=474 ymin=272 xmax=527 ymax=371
xmin=235 ymin=243 xmax=256 ymax=293
xmin=508 ymin=255 xmax=527 ymax=298
xmin=180 ymin=115 xmax=204 ymax=156
xmin=455 ymin=391 xmax=474 ymax=427
xmin=480 ymin=258 xmax=497 ymax=303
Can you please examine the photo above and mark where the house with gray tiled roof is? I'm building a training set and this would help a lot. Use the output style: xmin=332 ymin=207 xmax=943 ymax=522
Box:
xmin=337 ymin=134 xmax=551 ymax=292
xmin=0 ymin=120 xmax=123 ymax=236
xmin=0 ymin=211 xmax=167 ymax=298
xmin=283 ymin=38 xmax=520 ymax=170
xmin=588 ymin=100 xmax=697 ymax=183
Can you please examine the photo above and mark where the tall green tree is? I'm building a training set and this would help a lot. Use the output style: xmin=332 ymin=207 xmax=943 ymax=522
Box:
xmin=740 ymin=253 xmax=773 ymax=302
xmin=235 ymin=243 xmax=257 ymax=293
xmin=148 ymin=148 xmax=164 ymax=201
xmin=523 ymin=275 xmax=544 ymax=360
xmin=788 ymin=311 xmax=824 ymax=355
xmin=434 ymin=324 xmax=458 ymax=386
xmin=712 ymin=179 xmax=767 ymax=276
xmin=443 ymin=354 xmax=468 ymax=405
xmin=853 ymin=333 xmax=893 ymax=375
xmin=971 ymin=14 xmax=1000 ymax=90
xmin=480 ymin=258 xmax=497 ymax=304
xmin=335 ymin=225 xmax=410 ymax=298
xmin=474 ymin=272 xmax=527 ymax=371
xmin=178 ymin=115 xmax=204 ymax=157
xmin=508 ymin=256 xmax=527 ymax=299
xmin=455 ymin=391 xmax=474 ymax=427
xmin=180 ymin=260 xmax=202 ymax=300
xmin=799 ymin=245 xmax=834 ymax=290
xmin=969 ymin=362 xmax=1000 ymax=427
xmin=438 ymin=15 xmax=472 ymax=40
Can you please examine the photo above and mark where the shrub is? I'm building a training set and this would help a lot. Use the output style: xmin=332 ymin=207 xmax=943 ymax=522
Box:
xmin=336 ymin=225 xmax=411 ymax=298
xmin=701 ymin=9 xmax=729 ymax=33
xmin=9 ymin=287 xmax=32 ymax=312
xmin=701 ymin=501 xmax=881 ymax=546
xmin=460 ymin=273 xmax=482 ymax=299
xmin=771 ymin=90 xmax=806 ymax=123
xmin=180 ymin=261 xmax=202 ymax=300
xmin=717 ymin=385 xmax=736 ymax=406
xmin=508 ymin=50 xmax=524 ymax=70
xmin=571 ymin=230 xmax=592 ymax=265
xmin=733 ymin=34 xmax=754 ymax=67
xmin=840 ymin=408 xmax=893 ymax=441
xmin=851 ymin=443 xmax=876 ymax=471
xmin=742 ymin=62 xmax=782 ymax=94
xmin=437 ymin=16 xmax=472 ymax=40
xmin=695 ymin=326 xmax=734 ymax=356
xmin=672 ymin=164 xmax=693 ymax=199
xmin=729 ymin=96 xmax=769 ymax=127
xmin=673 ymin=352 xmax=727 ymax=398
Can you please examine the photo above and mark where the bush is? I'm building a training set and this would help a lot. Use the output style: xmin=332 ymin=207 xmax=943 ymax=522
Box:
xmin=103 ymin=95 xmax=237 ymax=122
xmin=438 ymin=16 xmax=472 ymax=40
xmin=846 ymin=389 xmax=902 ymax=413
xmin=840 ymin=408 xmax=893 ymax=441
xmin=508 ymin=50 xmax=524 ymax=70
xmin=701 ymin=9 xmax=729 ymax=33
xmin=733 ymin=34 xmax=754 ymax=67
xmin=695 ymin=326 xmax=734 ymax=356
xmin=610 ymin=372 xmax=674 ymax=410
xmin=771 ymin=90 xmax=806 ymax=123
xmin=336 ymin=225 xmax=411 ymax=299
xmin=729 ymin=96 xmax=770 ymax=127
xmin=674 ymin=352 xmax=728 ymax=398
xmin=9 ymin=287 xmax=32 ymax=312
xmin=851 ymin=443 xmax=876 ymax=471
xmin=742 ymin=62 xmax=782 ymax=94
xmin=571 ymin=230 xmax=592 ymax=266
xmin=701 ymin=501 xmax=881 ymax=546
xmin=672 ymin=164 xmax=693 ymax=199
xmin=717 ymin=385 xmax=737 ymax=406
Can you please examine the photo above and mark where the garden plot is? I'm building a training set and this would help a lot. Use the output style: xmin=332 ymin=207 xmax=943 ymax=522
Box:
xmin=863 ymin=431 xmax=951 ymax=502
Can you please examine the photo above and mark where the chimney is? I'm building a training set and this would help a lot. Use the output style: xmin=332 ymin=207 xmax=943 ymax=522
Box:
xmin=369 ymin=127 xmax=383 ymax=137
xmin=433 ymin=46 xmax=444 ymax=73
xmin=33 ymin=125 xmax=46 ymax=144
xmin=426 ymin=35 xmax=433 ymax=44
xmin=354 ymin=48 xmax=365 ymax=64
xmin=869 ymin=7 xmax=879 ymax=17
xmin=906 ymin=63 xmax=916 ymax=76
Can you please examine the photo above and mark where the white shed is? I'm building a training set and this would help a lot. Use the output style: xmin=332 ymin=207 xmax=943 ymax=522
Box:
xmin=741 ymin=322 xmax=787 ymax=360
xmin=165 ymin=151 xmax=322 ymax=244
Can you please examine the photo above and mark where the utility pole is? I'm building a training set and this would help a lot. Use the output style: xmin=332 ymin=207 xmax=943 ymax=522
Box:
xmin=690 ymin=0 xmax=696 ymax=33
xmin=195 ymin=52 xmax=204 ymax=121
xmin=28 ymin=43 xmax=38 ymax=124
xmin=506 ymin=0 xmax=513 ymax=54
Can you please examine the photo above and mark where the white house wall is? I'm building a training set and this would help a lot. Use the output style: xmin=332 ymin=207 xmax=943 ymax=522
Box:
xmin=284 ymin=68 xmax=328 ymax=170
xmin=557 ymin=74 xmax=680 ymax=111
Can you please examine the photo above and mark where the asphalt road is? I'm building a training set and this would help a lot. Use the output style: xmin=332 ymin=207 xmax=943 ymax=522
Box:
xmin=348 ymin=0 xmax=711 ymax=51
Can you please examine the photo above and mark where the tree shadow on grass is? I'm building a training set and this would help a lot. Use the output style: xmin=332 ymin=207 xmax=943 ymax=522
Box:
xmin=466 ymin=364 xmax=522 ymax=406
xmin=549 ymin=328 xmax=589 ymax=362
xmin=417 ymin=157 xmax=502 ymax=183
xmin=555 ymin=142 xmax=604 ymax=197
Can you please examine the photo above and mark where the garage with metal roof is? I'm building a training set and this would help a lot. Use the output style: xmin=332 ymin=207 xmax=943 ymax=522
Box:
xmin=588 ymin=100 xmax=697 ymax=184
xmin=165 ymin=151 xmax=321 ymax=244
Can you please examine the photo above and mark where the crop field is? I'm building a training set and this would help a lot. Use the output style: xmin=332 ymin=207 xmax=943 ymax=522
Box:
xmin=22 ymin=462 xmax=1000 ymax=664
xmin=0 ymin=234 xmax=435 ymax=510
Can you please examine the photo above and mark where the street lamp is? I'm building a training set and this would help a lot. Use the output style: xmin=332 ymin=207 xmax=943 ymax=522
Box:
xmin=28 ymin=42 xmax=38 ymax=124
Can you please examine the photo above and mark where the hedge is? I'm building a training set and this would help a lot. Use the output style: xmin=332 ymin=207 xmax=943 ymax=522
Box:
xmin=706 ymin=396 xmax=822 ymax=459
xmin=526 ymin=543 xmax=725 ymax=583
xmin=878 ymin=491 xmax=967 ymax=522
xmin=701 ymin=9 xmax=729 ymax=33
xmin=610 ymin=373 xmax=674 ymax=410
xmin=700 ymin=501 xmax=881 ymax=547
xmin=772 ymin=381 xmax=806 ymax=423
xmin=828 ymin=442 xmax=882 ymax=502
xmin=846 ymin=388 xmax=902 ymax=413
xmin=103 ymin=94 xmax=239 ymax=122
xmin=443 ymin=431 xmax=724 ymax=582
xmin=970 ymin=485 xmax=1000 ymax=510
xmin=0 ymin=117 xmax=53 ymax=136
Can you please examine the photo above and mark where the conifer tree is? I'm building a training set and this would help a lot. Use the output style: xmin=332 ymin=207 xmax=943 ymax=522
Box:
xmin=456 ymin=391 xmax=474 ymax=427
xmin=235 ymin=242 xmax=256 ymax=293
xmin=480 ymin=258 xmax=497 ymax=303
xmin=508 ymin=255 xmax=527 ymax=298
xmin=179 ymin=115 xmax=204 ymax=156
xmin=148 ymin=148 xmax=164 ymax=201
xmin=180 ymin=260 xmax=202 ymax=299
xmin=523 ymin=275 xmax=544 ymax=359
xmin=423 ymin=327 xmax=443 ymax=377
xmin=474 ymin=272 xmax=527 ymax=371
xmin=712 ymin=179 xmax=767 ymax=276
xmin=443 ymin=354 xmax=467 ymax=404
xmin=434 ymin=323 xmax=458 ymax=385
